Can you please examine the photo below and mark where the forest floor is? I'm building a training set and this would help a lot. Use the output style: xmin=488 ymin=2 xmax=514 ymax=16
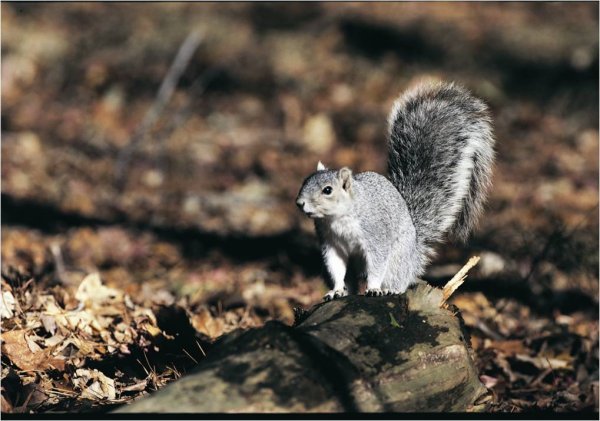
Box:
xmin=1 ymin=3 xmax=598 ymax=414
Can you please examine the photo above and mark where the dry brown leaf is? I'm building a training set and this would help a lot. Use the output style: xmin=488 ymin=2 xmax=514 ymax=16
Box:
xmin=55 ymin=337 xmax=94 ymax=358
xmin=140 ymin=323 xmax=162 ymax=337
xmin=75 ymin=273 xmax=121 ymax=309
xmin=40 ymin=314 xmax=57 ymax=335
xmin=44 ymin=334 xmax=65 ymax=348
xmin=1 ymin=330 xmax=47 ymax=371
xmin=0 ymin=291 xmax=16 ymax=319
xmin=46 ymin=357 xmax=66 ymax=371
xmin=1 ymin=330 xmax=66 ymax=372
xmin=484 ymin=339 xmax=529 ymax=356
xmin=515 ymin=354 xmax=571 ymax=370
xmin=451 ymin=292 xmax=497 ymax=326
xmin=191 ymin=308 xmax=225 ymax=339
xmin=25 ymin=334 xmax=43 ymax=353
xmin=73 ymin=369 xmax=116 ymax=401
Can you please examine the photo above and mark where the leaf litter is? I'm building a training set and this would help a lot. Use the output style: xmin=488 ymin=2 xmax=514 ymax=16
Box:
xmin=0 ymin=270 xmax=210 ymax=412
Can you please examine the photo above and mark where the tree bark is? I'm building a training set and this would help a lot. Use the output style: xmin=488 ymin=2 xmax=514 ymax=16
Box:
xmin=116 ymin=282 xmax=489 ymax=413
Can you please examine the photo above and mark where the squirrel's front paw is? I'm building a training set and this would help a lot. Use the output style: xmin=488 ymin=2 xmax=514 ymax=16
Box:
xmin=323 ymin=288 xmax=348 ymax=301
xmin=365 ymin=288 xmax=384 ymax=297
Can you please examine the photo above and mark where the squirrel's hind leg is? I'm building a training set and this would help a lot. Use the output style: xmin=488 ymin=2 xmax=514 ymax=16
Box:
xmin=364 ymin=254 xmax=387 ymax=296
xmin=380 ymin=246 xmax=417 ymax=295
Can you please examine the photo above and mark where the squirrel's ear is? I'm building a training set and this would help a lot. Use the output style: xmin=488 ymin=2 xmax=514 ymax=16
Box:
xmin=317 ymin=161 xmax=327 ymax=171
xmin=338 ymin=167 xmax=353 ymax=191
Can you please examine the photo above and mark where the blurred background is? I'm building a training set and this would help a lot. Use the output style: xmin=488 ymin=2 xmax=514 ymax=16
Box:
xmin=1 ymin=2 xmax=598 ymax=413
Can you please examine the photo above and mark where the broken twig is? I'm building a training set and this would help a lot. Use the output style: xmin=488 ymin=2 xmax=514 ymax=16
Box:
xmin=115 ymin=30 xmax=204 ymax=189
xmin=441 ymin=256 xmax=480 ymax=306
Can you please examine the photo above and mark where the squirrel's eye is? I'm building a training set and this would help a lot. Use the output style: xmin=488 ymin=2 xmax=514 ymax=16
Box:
xmin=322 ymin=186 xmax=333 ymax=195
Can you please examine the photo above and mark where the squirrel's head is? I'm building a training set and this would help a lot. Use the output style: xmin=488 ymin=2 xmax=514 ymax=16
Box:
xmin=296 ymin=161 xmax=354 ymax=219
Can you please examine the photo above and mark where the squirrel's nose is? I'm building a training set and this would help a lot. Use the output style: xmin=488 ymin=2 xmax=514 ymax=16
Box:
xmin=296 ymin=199 xmax=305 ymax=210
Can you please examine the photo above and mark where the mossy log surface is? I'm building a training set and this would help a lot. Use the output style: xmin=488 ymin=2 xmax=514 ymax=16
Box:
xmin=117 ymin=283 xmax=488 ymax=413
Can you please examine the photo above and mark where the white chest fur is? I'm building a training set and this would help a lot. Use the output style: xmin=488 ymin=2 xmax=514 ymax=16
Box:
xmin=322 ymin=215 xmax=363 ymax=257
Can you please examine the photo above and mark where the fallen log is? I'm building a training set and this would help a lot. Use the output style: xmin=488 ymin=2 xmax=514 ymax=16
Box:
xmin=116 ymin=281 xmax=488 ymax=413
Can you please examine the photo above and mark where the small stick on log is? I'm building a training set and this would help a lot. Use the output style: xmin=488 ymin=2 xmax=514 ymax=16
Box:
xmin=441 ymin=255 xmax=480 ymax=307
xmin=115 ymin=30 xmax=204 ymax=189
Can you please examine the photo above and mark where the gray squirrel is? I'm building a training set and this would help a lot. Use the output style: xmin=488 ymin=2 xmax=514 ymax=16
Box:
xmin=295 ymin=81 xmax=495 ymax=301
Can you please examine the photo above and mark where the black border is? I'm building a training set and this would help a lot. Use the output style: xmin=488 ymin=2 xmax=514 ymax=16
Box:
xmin=2 ymin=411 xmax=600 ymax=420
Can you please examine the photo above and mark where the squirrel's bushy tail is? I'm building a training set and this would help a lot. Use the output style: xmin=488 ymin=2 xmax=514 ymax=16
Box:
xmin=387 ymin=81 xmax=495 ymax=266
